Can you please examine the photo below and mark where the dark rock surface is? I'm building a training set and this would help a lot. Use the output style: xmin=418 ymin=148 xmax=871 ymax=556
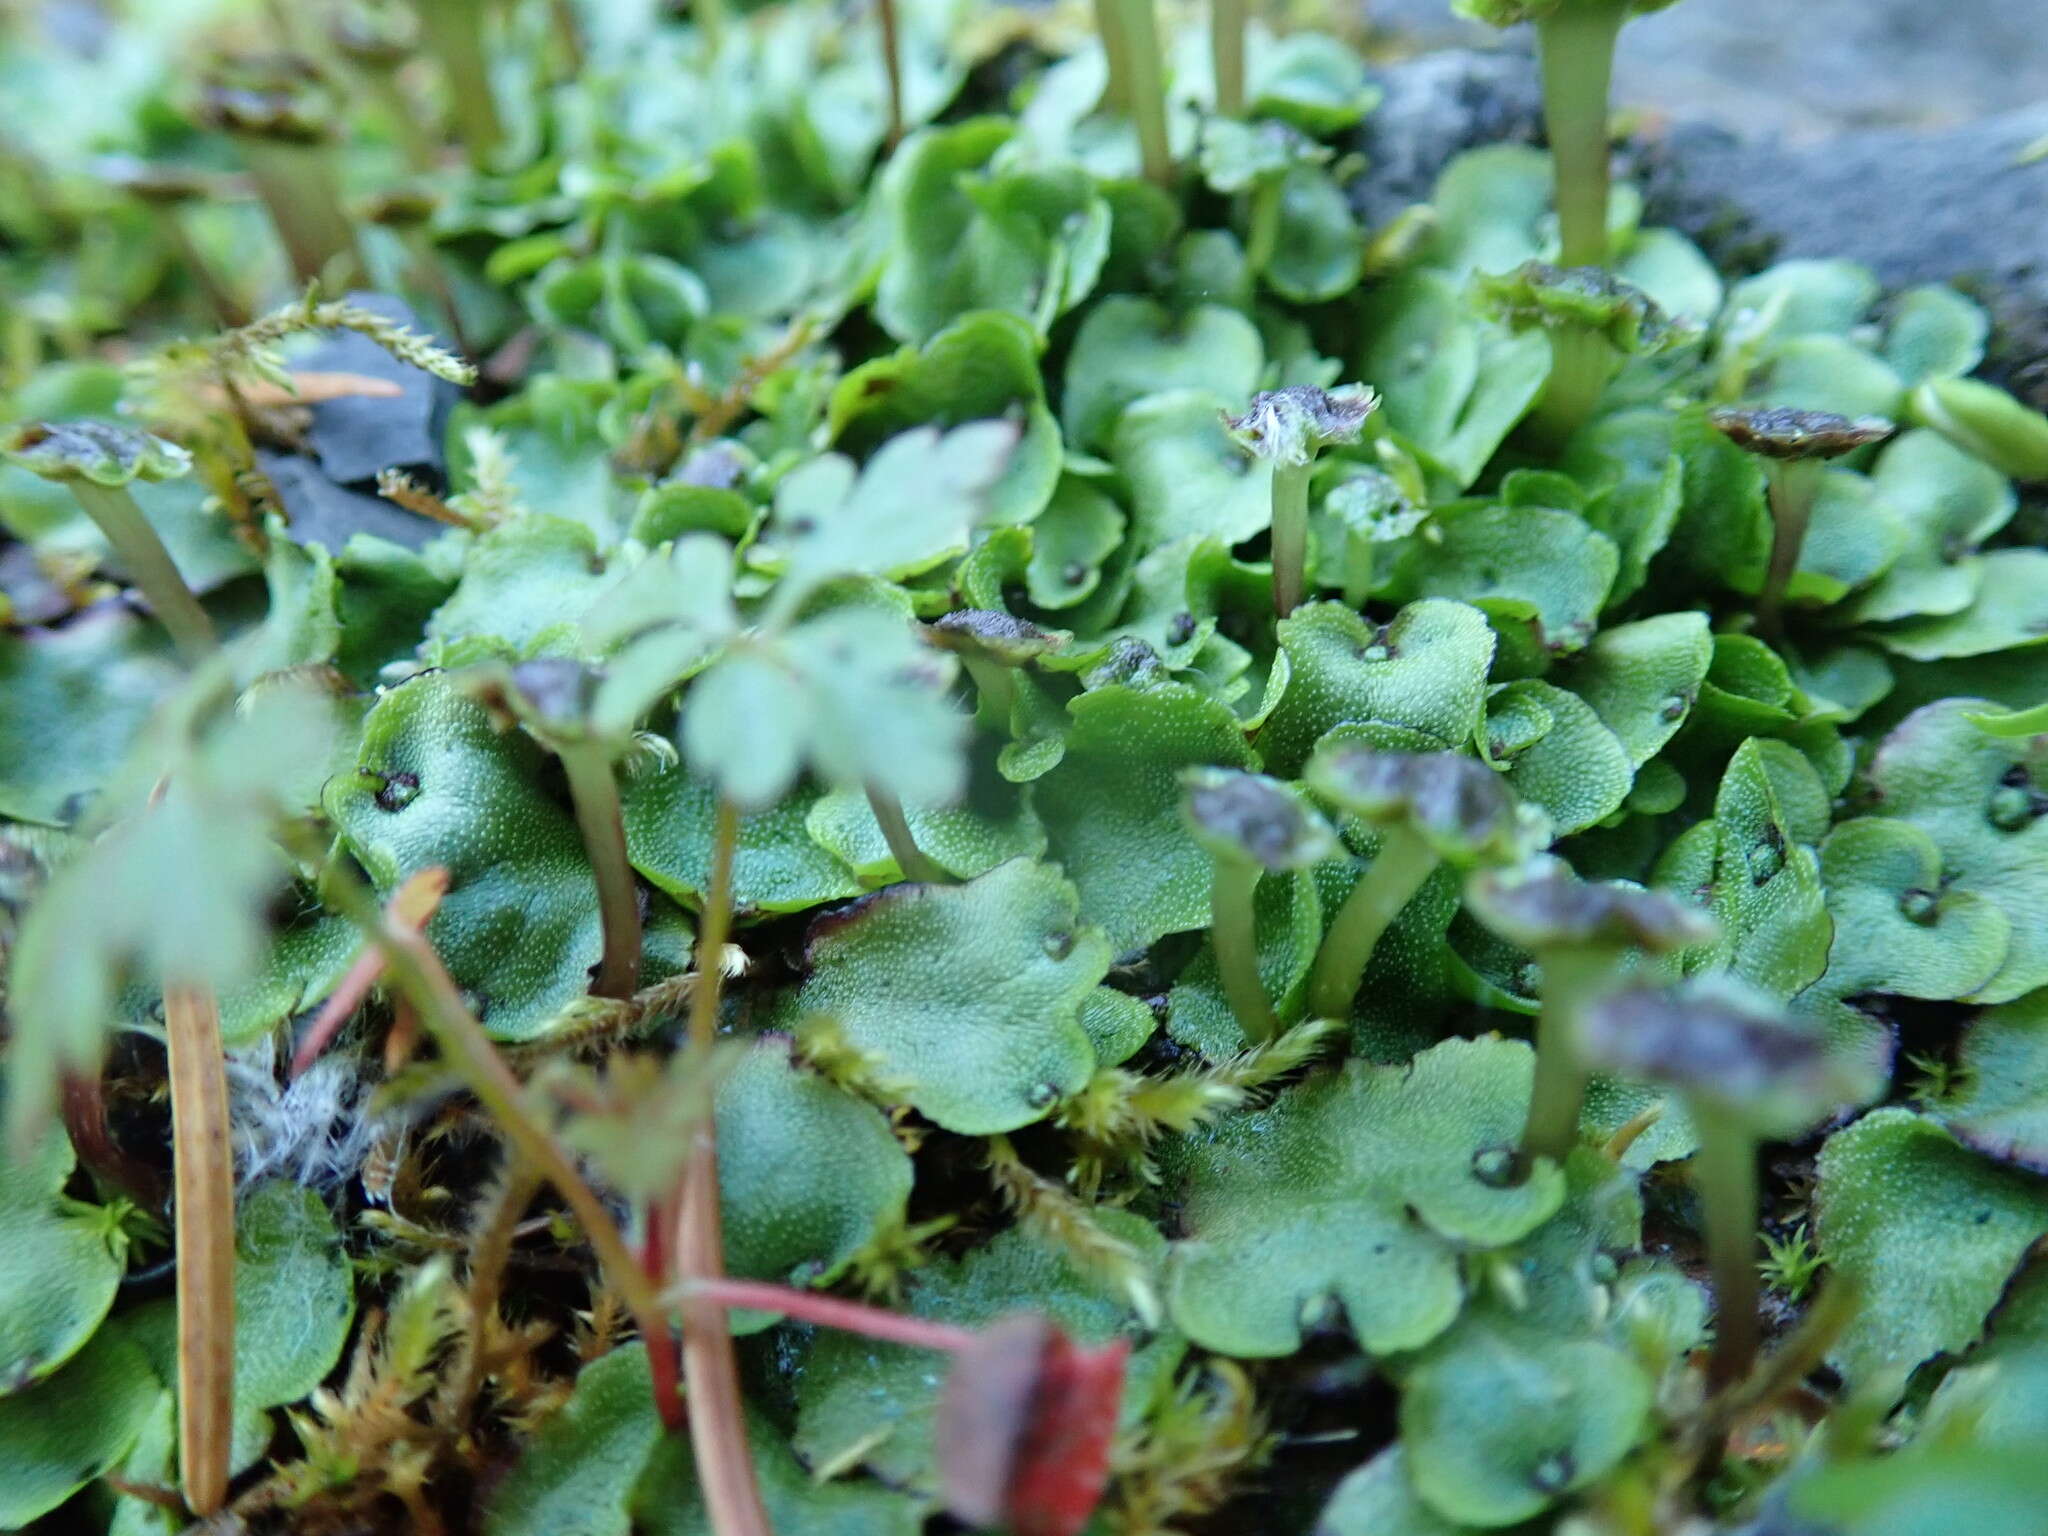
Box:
xmin=297 ymin=292 xmax=460 ymax=488
xmin=1354 ymin=43 xmax=2048 ymax=405
xmin=1353 ymin=48 xmax=1544 ymax=231
xmin=1634 ymin=109 xmax=2048 ymax=406
xmin=257 ymin=451 xmax=442 ymax=553
xmin=1360 ymin=0 xmax=2048 ymax=141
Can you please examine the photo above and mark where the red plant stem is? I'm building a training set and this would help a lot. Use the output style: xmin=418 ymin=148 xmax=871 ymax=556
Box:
xmin=682 ymin=1277 xmax=977 ymax=1354
xmin=291 ymin=868 xmax=448 ymax=1078
xmin=641 ymin=1187 xmax=686 ymax=1434
xmin=675 ymin=801 xmax=774 ymax=1536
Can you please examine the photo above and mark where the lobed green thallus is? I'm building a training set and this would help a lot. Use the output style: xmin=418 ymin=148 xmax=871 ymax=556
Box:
xmin=6 ymin=0 xmax=2048 ymax=1532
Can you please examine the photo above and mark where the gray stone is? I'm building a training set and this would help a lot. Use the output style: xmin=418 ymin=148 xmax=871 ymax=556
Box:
xmin=257 ymin=450 xmax=441 ymax=553
xmin=1350 ymin=46 xmax=2048 ymax=405
xmin=297 ymin=292 xmax=460 ymax=488
xmin=1354 ymin=47 xmax=1544 ymax=231
xmin=1359 ymin=0 xmax=2048 ymax=142
xmin=1632 ymin=108 xmax=2048 ymax=406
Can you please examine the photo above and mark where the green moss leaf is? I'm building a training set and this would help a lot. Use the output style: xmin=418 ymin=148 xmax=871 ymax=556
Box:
xmin=0 ymin=1324 xmax=159 ymax=1528
xmin=1163 ymin=1038 xmax=1566 ymax=1357
xmin=1110 ymin=389 xmax=1272 ymax=555
xmin=623 ymin=770 xmax=862 ymax=918
xmin=792 ymin=857 xmax=1105 ymax=1133
xmin=1257 ymin=600 xmax=1496 ymax=775
xmin=829 ymin=311 xmax=1061 ymax=526
xmin=1560 ymin=611 xmax=1712 ymax=766
xmin=0 ymin=1126 xmax=126 ymax=1392
xmin=0 ymin=611 xmax=179 ymax=828
xmin=326 ymin=672 xmax=609 ymax=1040
xmin=1036 ymin=681 xmax=1257 ymax=954
xmin=1867 ymin=699 xmax=2048 ymax=1002
xmin=1815 ymin=1109 xmax=2048 ymax=1395
xmin=718 ymin=1036 xmax=914 ymax=1294
xmin=1061 ymin=297 xmax=1265 ymax=455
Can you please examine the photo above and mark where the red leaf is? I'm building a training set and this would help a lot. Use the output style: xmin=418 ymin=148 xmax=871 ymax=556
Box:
xmin=935 ymin=1313 xmax=1129 ymax=1536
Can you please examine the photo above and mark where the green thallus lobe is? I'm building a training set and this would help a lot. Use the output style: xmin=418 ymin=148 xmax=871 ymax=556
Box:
xmin=0 ymin=421 xmax=216 ymax=661
xmin=1464 ymin=856 xmax=1718 ymax=1175
xmin=1323 ymin=470 xmax=1426 ymax=608
xmin=1580 ymin=975 xmax=1844 ymax=1390
xmin=1707 ymin=406 xmax=1896 ymax=641
xmin=1181 ymin=767 xmax=1340 ymax=1042
xmin=1225 ymin=385 xmax=1378 ymax=617
xmin=1302 ymin=745 xmax=1547 ymax=1023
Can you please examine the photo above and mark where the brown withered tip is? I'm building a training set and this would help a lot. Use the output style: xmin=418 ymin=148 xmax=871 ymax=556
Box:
xmin=935 ymin=1313 xmax=1131 ymax=1536
xmin=1707 ymin=406 xmax=1896 ymax=462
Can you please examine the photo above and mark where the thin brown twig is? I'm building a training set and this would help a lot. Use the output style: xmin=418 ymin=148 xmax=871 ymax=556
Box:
xmin=165 ymin=984 xmax=235 ymax=1517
